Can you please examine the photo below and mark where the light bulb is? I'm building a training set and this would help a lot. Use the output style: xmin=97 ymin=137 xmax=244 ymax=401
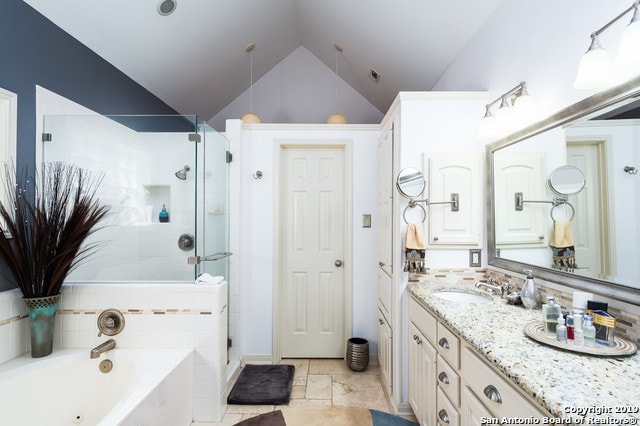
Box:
xmin=477 ymin=108 xmax=497 ymax=140
xmin=573 ymin=36 xmax=613 ymax=89
xmin=615 ymin=13 xmax=640 ymax=81
xmin=514 ymin=90 xmax=535 ymax=123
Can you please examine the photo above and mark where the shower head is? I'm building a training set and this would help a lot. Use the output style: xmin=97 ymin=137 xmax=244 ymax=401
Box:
xmin=175 ymin=165 xmax=191 ymax=180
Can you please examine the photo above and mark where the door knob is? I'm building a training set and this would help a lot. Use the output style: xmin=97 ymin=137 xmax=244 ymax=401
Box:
xmin=335 ymin=260 xmax=343 ymax=267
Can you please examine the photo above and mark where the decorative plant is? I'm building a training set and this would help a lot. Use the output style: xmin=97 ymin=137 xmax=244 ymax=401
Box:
xmin=0 ymin=162 xmax=110 ymax=298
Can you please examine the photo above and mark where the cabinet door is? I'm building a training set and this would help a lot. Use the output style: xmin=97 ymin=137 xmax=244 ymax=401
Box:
xmin=494 ymin=152 xmax=546 ymax=246
xmin=408 ymin=322 xmax=437 ymax=426
xmin=377 ymin=268 xmax=392 ymax=320
xmin=460 ymin=386 xmax=492 ymax=426
xmin=378 ymin=311 xmax=393 ymax=393
xmin=377 ymin=123 xmax=394 ymax=273
xmin=426 ymin=154 xmax=482 ymax=246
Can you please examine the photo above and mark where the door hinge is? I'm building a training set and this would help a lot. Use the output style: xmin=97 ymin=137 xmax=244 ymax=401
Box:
xmin=42 ymin=133 xmax=52 ymax=142
xmin=227 ymin=337 xmax=233 ymax=349
xmin=226 ymin=151 xmax=233 ymax=163
xmin=188 ymin=133 xmax=201 ymax=143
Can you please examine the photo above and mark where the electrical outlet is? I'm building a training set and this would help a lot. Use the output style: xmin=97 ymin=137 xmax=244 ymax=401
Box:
xmin=469 ymin=249 xmax=481 ymax=267
xmin=362 ymin=214 xmax=372 ymax=228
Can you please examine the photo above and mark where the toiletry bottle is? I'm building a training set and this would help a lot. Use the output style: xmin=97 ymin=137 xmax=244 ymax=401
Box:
xmin=556 ymin=315 xmax=567 ymax=343
xmin=574 ymin=326 xmax=584 ymax=346
xmin=542 ymin=296 xmax=561 ymax=336
xmin=566 ymin=314 xmax=574 ymax=341
xmin=572 ymin=309 xmax=583 ymax=332
xmin=159 ymin=204 xmax=169 ymax=223
xmin=583 ymin=315 xmax=596 ymax=347
xmin=521 ymin=269 xmax=539 ymax=309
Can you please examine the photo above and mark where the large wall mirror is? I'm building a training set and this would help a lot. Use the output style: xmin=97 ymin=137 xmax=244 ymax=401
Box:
xmin=487 ymin=75 xmax=640 ymax=305
xmin=0 ymin=87 xmax=18 ymax=207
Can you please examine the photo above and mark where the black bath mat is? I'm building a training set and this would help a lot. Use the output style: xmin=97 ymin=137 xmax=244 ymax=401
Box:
xmin=228 ymin=364 xmax=295 ymax=405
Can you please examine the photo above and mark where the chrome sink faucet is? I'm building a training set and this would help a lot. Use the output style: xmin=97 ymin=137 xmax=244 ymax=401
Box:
xmin=475 ymin=277 xmax=510 ymax=297
xmin=90 ymin=338 xmax=116 ymax=359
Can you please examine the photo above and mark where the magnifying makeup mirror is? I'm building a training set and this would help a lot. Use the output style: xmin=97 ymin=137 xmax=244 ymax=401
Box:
xmin=548 ymin=165 xmax=586 ymax=196
xmin=396 ymin=168 xmax=426 ymax=198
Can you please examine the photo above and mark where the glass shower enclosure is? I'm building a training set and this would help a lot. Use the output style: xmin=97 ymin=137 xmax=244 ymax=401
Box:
xmin=41 ymin=114 xmax=232 ymax=356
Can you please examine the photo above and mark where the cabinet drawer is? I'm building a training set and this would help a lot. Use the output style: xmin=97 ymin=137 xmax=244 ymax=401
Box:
xmin=437 ymin=387 xmax=460 ymax=426
xmin=437 ymin=355 xmax=460 ymax=406
xmin=437 ymin=322 xmax=460 ymax=369
xmin=377 ymin=268 xmax=392 ymax=319
xmin=409 ymin=296 xmax=437 ymax=344
xmin=461 ymin=346 xmax=547 ymax=418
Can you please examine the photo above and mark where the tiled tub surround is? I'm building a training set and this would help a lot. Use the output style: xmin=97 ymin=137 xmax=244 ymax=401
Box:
xmin=408 ymin=280 xmax=640 ymax=420
xmin=0 ymin=347 xmax=193 ymax=425
xmin=0 ymin=282 xmax=229 ymax=423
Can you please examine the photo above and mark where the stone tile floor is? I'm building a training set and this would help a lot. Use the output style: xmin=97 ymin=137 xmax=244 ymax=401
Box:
xmin=201 ymin=358 xmax=416 ymax=425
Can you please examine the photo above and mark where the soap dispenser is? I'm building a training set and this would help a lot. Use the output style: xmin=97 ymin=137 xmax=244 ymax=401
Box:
xmin=542 ymin=296 xmax=562 ymax=336
xmin=159 ymin=204 xmax=169 ymax=223
xmin=521 ymin=269 xmax=539 ymax=309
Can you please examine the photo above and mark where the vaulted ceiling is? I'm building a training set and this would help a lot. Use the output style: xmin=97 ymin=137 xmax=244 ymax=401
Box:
xmin=23 ymin=0 xmax=504 ymax=120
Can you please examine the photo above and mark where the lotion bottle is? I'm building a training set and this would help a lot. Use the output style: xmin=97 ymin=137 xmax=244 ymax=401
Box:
xmin=542 ymin=296 xmax=561 ymax=336
xmin=521 ymin=269 xmax=539 ymax=309
xmin=556 ymin=315 xmax=567 ymax=343
xmin=583 ymin=315 xmax=596 ymax=347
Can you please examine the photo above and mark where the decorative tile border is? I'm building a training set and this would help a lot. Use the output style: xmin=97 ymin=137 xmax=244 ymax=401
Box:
xmin=0 ymin=314 xmax=27 ymax=327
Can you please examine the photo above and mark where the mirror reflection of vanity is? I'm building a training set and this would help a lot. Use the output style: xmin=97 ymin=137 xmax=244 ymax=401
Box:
xmin=487 ymin=75 xmax=640 ymax=304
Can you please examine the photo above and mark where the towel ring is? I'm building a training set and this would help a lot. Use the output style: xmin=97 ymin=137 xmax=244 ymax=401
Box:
xmin=403 ymin=203 xmax=426 ymax=224
xmin=550 ymin=202 xmax=575 ymax=222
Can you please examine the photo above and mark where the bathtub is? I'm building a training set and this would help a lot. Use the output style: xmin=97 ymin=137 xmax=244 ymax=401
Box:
xmin=0 ymin=347 xmax=193 ymax=426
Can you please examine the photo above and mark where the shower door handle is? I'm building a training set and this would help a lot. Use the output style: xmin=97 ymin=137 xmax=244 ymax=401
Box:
xmin=187 ymin=252 xmax=233 ymax=265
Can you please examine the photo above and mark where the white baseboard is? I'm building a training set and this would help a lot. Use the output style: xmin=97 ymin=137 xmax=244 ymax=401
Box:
xmin=240 ymin=354 xmax=274 ymax=365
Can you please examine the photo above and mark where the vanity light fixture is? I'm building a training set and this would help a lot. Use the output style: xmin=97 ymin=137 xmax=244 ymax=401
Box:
xmin=574 ymin=1 xmax=640 ymax=89
xmin=241 ymin=43 xmax=261 ymax=124
xmin=477 ymin=81 xmax=535 ymax=140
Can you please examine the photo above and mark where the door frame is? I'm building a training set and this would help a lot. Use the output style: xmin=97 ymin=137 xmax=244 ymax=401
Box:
xmin=272 ymin=138 xmax=353 ymax=362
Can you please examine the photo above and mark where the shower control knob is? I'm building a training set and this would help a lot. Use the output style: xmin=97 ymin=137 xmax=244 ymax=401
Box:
xmin=178 ymin=233 xmax=195 ymax=251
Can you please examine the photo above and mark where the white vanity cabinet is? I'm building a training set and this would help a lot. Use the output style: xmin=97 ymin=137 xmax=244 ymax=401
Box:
xmin=377 ymin=307 xmax=393 ymax=396
xmin=409 ymin=295 xmax=548 ymax=425
xmin=460 ymin=346 xmax=548 ymax=423
xmin=377 ymin=120 xmax=395 ymax=394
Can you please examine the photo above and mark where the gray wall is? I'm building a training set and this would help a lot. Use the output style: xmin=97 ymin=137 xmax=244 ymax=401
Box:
xmin=0 ymin=0 xmax=178 ymax=291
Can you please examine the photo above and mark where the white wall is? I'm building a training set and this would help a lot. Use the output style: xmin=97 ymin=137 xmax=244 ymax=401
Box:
xmin=210 ymin=47 xmax=384 ymax=131
xmin=433 ymin=0 xmax=630 ymax=121
xmin=227 ymin=122 xmax=380 ymax=358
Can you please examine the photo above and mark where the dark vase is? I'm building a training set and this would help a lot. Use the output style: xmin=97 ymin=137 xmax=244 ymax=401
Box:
xmin=345 ymin=337 xmax=369 ymax=372
xmin=24 ymin=294 xmax=60 ymax=358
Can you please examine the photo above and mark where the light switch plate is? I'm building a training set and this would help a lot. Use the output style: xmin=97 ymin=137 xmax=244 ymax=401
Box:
xmin=362 ymin=214 xmax=371 ymax=228
xmin=469 ymin=249 xmax=481 ymax=267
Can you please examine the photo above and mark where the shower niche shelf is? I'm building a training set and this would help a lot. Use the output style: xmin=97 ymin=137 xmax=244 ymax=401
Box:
xmin=144 ymin=185 xmax=170 ymax=224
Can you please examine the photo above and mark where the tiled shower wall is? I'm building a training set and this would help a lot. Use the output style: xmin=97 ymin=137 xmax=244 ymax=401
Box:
xmin=0 ymin=282 xmax=229 ymax=423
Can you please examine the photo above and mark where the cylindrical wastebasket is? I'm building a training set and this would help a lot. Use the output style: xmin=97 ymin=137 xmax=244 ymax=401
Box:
xmin=345 ymin=337 xmax=369 ymax=371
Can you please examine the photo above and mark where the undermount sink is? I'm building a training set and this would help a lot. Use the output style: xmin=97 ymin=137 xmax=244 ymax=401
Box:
xmin=431 ymin=290 xmax=492 ymax=303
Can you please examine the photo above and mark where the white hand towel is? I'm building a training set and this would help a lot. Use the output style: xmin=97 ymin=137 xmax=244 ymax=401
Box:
xmin=195 ymin=273 xmax=224 ymax=285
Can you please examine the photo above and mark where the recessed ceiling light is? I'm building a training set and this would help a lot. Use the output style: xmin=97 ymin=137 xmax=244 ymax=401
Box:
xmin=157 ymin=0 xmax=177 ymax=16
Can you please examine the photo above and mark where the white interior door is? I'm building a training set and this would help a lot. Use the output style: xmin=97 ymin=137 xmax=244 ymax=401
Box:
xmin=567 ymin=142 xmax=608 ymax=276
xmin=280 ymin=145 xmax=346 ymax=358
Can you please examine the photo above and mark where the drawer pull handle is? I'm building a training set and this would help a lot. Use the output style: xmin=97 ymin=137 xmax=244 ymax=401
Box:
xmin=379 ymin=261 xmax=385 ymax=267
xmin=438 ymin=371 xmax=449 ymax=385
xmin=379 ymin=319 xmax=384 ymax=325
xmin=413 ymin=334 xmax=418 ymax=341
xmin=438 ymin=409 xmax=450 ymax=424
xmin=438 ymin=337 xmax=450 ymax=349
xmin=483 ymin=384 xmax=503 ymax=404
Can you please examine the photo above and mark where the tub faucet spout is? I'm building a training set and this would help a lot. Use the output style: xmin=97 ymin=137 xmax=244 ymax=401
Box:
xmin=90 ymin=339 xmax=116 ymax=359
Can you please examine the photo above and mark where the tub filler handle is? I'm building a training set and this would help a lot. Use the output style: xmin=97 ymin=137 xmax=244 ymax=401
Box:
xmin=97 ymin=309 xmax=125 ymax=337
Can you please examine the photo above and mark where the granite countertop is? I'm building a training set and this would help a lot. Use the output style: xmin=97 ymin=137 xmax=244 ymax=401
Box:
xmin=407 ymin=281 xmax=640 ymax=420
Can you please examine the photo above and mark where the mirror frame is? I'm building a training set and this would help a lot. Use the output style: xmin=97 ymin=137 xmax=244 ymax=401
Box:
xmin=487 ymin=74 xmax=640 ymax=306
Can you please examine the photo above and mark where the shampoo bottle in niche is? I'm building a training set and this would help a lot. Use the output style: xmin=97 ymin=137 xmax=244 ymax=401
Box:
xmin=159 ymin=204 xmax=169 ymax=223
xmin=542 ymin=296 xmax=562 ymax=336
xmin=521 ymin=269 xmax=539 ymax=309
